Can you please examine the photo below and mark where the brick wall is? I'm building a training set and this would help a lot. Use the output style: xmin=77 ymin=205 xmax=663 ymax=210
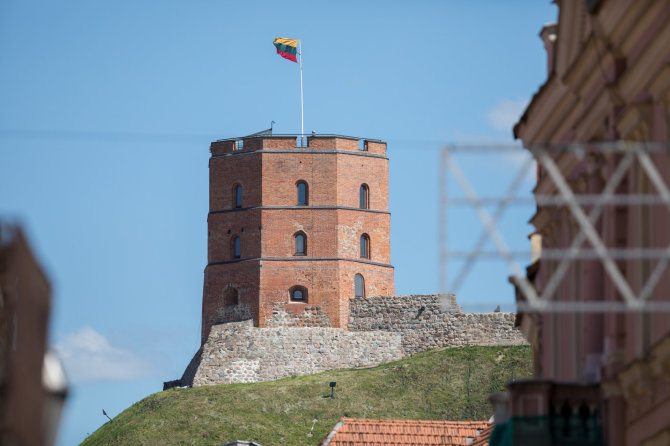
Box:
xmin=209 ymin=153 xmax=262 ymax=211
xmin=202 ymin=135 xmax=394 ymax=333
xmin=258 ymin=260 xmax=342 ymax=326
xmin=259 ymin=208 xmax=339 ymax=257
xmin=336 ymin=210 xmax=391 ymax=263
xmin=335 ymin=154 xmax=388 ymax=210
xmin=260 ymin=152 xmax=339 ymax=206
xmin=201 ymin=262 xmax=259 ymax=342
xmin=207 ymin=211 xmax=262 ymax=263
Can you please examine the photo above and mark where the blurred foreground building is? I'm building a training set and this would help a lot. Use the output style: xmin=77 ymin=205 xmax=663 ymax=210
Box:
xmin=0 ymin=225 xmax=67 ymax=446
xmin=493 ymin=1 xmax=670 ymax=445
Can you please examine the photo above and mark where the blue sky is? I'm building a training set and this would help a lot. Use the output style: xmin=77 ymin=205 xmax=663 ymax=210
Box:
xmin=0 ymin=1 xmax=556 ymax=444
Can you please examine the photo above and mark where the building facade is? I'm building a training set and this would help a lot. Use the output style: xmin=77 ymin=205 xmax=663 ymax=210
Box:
xmin=494 ymin=1 xmax=670 ymax=445
xmin=201 ymin=133 xmax=395 ymax=342
xmin=0 ymin=225 xmax=67 ymax=446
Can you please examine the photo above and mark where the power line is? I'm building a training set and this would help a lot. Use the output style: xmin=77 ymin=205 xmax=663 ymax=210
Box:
xmin=0 ymin=128 xmax=520 ymax=150
xmin=0 ymin=129 xmax=215 ymax=144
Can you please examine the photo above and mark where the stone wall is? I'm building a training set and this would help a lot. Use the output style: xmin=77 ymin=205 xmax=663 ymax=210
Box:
xmin=348 ymin=294 xmax=526 ymax=354
xmin=182 ymin=320 xmax=402 ymax=387
xmin=175 ymin=294 xmax=527 ymax=388
xmin=266 ymin=303 xmax=332 ymax=328
xmin=214 ymin=303 xmax=254 ymax=325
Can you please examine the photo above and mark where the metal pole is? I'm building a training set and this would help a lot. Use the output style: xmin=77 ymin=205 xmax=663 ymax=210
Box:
xmin=299 ymin=40 xmax=304 ymax=145
xmin=440 ymin=148 xmax=447 ymax=294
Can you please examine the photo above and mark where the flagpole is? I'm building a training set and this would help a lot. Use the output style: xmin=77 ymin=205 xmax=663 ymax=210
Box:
xmin=299 ymin=40 xmax=304 ymax=144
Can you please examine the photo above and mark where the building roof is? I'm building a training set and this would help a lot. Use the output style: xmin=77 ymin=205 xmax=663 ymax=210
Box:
xmin=469 ymin=423 xmax=494 ymax=446
xmin=220 ymin=441 xmax=263 ymax=446
xmin=319 ymin=418 xmax=492 ymax=446
xmin=214 ymin=133 xmax=384 ymax=143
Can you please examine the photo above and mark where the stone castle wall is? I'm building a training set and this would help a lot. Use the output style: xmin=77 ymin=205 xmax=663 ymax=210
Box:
xmin=348 ymin=294 xmax=526 ymax=354
xmin=173 ymin=294 xmax=527 ymax=388
xmin=266 ymin=303 xmax=332 ymax=328
xmin=181 ymin=319 xmax=402 ymax=387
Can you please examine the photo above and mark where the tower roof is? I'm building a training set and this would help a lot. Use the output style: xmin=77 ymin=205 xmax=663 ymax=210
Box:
xmin=214 ymin=133 xmax=383 ymax=143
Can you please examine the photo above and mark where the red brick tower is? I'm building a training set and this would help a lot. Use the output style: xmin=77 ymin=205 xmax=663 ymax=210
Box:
xmin=201 ymin=132 xmax=394 ymax=342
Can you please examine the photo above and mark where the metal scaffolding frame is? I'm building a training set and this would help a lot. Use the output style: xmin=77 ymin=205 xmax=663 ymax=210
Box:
xmin=440 ymin=142 xmax=670 ymax=313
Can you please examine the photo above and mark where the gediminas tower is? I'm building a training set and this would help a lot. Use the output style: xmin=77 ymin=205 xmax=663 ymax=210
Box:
xmin=201 ymin=131 xmax=394 ymax=342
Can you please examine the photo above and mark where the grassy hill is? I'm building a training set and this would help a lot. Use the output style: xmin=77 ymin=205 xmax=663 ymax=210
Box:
xmin=82 ymin=345 xmax=531 ymax=446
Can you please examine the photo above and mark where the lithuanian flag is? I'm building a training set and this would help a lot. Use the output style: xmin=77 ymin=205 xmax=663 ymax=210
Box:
xmin=273 ymin=37 xmax=299 ymax=63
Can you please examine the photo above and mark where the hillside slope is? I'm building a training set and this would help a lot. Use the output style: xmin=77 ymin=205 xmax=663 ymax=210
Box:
xmin=82 ymin=345 xmax=531 ymax=445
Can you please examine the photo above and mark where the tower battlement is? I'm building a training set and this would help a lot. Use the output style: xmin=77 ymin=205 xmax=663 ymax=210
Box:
xmin=210 ymin=134 xmax=387 ymax=156
xmin=201 ymin=132 xmax=395 ymax=343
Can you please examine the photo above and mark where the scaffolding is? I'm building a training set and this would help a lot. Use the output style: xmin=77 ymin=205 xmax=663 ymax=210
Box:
xmin=440 ymin=142 xmax=670 ymax=313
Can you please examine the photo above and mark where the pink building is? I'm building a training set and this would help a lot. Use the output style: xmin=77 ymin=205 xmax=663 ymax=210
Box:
xmin=493 ymin=1 xmax=670 ymax=445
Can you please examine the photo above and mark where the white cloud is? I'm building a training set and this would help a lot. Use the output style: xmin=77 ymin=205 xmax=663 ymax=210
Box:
xmin=486 ymin=98 xmax=529 ymax=133
xmin=54 ymin=327 xmax=155 ymax=383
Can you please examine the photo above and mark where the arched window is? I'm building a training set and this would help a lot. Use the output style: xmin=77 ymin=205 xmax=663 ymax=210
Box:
xmin=234 ymin=184 xmax=243 ymax=208
xmin=297 ymin=181 xmax=308 ymax=205
xmin=355 ymin=274 xmax=365 ymax=297
xmin=360 ymin=234 xmax=370 ymax=259
xmin=360 ymin=184 xmax=369 ymax=209
xmin=294 ymin=231 xmax=306 ymax=255
xmin=224 ymin=286 xmax=239 ymax=306
xmin=290 ymin=285 xmax=308 ymax=302
xmin=232 ymin=236 xmax=241 ymax=258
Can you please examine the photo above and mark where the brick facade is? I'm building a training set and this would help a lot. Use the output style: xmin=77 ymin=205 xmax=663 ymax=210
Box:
xmin=201 ymin=134 xmax=395 ymax=342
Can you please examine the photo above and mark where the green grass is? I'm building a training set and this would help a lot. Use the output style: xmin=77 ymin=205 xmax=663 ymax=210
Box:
xmin=82 ymin=345 xmax=531 ymax=446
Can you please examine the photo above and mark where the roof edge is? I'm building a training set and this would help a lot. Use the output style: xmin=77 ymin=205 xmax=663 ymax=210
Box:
xmin=319 ymin=419 xmax=344 ymax=446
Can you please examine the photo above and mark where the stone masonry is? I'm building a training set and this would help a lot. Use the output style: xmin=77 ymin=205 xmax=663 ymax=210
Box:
xmin=174 ymin=294 xmax=526 ymax=388
xmin=348 ymin=294 xmax=526 ymax=354
xmin=181 ymin=319 xmax=403 ymax=387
